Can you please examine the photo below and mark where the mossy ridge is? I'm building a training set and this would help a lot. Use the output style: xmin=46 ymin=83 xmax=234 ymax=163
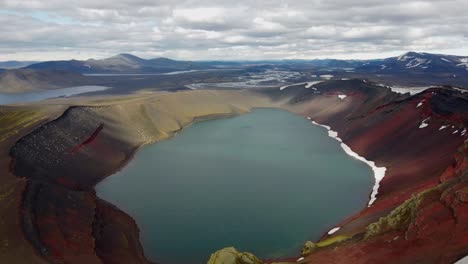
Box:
xmin=364 ymin=186 xmax=441 ymax=239
xmin=316 ymin=235 xmax=351 ymax=247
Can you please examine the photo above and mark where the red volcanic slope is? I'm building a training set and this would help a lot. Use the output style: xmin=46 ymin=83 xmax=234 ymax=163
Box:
xmin=298 ymin=85 xmax=468 ymax=263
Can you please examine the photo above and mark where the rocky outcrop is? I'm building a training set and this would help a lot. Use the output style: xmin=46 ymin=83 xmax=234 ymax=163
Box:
xmin=207 ymin=247 xmax=263 ymax=264
xmin=300 ymin=241 xmax=317 ymax=257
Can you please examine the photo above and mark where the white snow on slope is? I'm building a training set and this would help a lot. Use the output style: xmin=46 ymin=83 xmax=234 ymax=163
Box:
xmin=280 ymin=83 xmax=299 ymax=91
xmin=457 ymin=58 xmax=468 ymax=69
xmin=419 ymin=117 xmax=430 ymax=128
xmin=338 ymin=95 xmax=347 ymax=100
xmin=310 ymin=119 xmax=386 ymax=206
xmin=455 ymin=255 xmax=468 ymax=264
xmin=388 ymin=86 xmax=433 ymax=95
xmin=397 ymin=54 xmax=413 ymax=61
xmin=439 ymin=125 xmax=448 ymax=130
xmin=417 ymin=100 xmax=425 ymax=108
xmin=306 ymin=81 xmax=323 ymax=88
xmin=320 ymin=74 xmax=334 ymax=79
xmin=280 ymin=81 xmax=323 ymax=91
xmin=453 ymin=87 xmax=468 ymax=93
xmin=441 ymin=58 xmax=452 ymax=63
xmin=328 ymin=227 xmax=341 ymax=235
xmin=406 ymin=58 xmax=428 ymax=68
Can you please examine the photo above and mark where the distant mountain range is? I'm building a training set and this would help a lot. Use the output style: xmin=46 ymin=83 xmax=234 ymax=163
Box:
xmin=355 ymin=52 xmax=468 ymax=73
xmin=0 ymin=60 xmax=39 ymax=69
xmin=8 ymin=51 xmax=465 ymax=74
xmin=1 ymin=51 xmax=467 ymax=93
xmin=23 ymin=54 xmax=209 ymax=74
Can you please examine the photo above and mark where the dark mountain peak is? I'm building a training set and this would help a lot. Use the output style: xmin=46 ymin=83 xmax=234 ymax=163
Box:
xmin=396 ymin=51 xmax=426 ymax=61
xmin=150 ymin=57 xmax=177 ymax=62
xmin=104 ymin=53 xmax=145 ymax=64
xmin=113 ymin=53 xmax=143 ymax=60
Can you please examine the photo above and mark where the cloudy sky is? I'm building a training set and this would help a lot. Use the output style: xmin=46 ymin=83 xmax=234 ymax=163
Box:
xmin=1 ymin=0 xmax=467 ymax=61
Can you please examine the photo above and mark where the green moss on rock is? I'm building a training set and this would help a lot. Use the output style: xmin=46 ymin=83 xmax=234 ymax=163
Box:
xmin=365 ymin=187 xmax=439 ymax=239
xmin=301 ymin=241 xmax=317 ymax=256
xmin=207 ymin=247 xmax=263 ymax=264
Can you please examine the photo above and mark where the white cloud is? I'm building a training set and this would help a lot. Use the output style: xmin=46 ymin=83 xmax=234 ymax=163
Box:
xmin=0 ymin=0 xmax=467 ymax=60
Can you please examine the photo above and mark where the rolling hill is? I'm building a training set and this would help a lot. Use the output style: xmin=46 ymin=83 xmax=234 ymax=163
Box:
xmin=25 ymin=54 xmax=210 ymax=74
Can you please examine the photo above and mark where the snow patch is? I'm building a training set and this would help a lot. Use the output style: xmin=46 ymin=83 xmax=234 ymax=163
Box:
xmin=388 ymin=86 xmax=433 ymax=95
xmin=453 ymin=130 xmax=459 ymax=134
xmin=417 ymin=100 xmax=425 ymax=108
xmin=406 ymin=58 xmax=427 ymax=68
xmin=338 ymin=94 xmax=347 ymax=100
xmin=455 ymin=255 xmax=468 ymax=264
xmin=297 ymin=257 xmax=305 ymax=262
xmin=419 ymin=118 xmax=430 ymax=128
xmin=320 ymin=74 xmax=334 ymax=79
xmin=280 ymin=81 xmax=323 ymax=91
xmin=310 ymin=118 xmax=386 ymax=206
xmin=441 ymin=58 xmax=452 ymax=63
xmin=305 ymin=81 xmax=323 ymax=88
xmin=457 ymin=58 xmax=468 ymax=69
xmin=279 ymin=82 xmax=305 ymax=91
xmin=453 ymin=87 xmax=468 ymax=93
xmin=397 ymin=54 xmax=413 ymax=61
xmin=439 ymin=125 xmax=448 ymax=130
xmin=328 ymin=227 xmax=341 ymax=235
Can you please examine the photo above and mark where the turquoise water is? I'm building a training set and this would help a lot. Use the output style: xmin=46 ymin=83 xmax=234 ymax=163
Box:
xmin=96 ymin=108 xmax=373 ymax=264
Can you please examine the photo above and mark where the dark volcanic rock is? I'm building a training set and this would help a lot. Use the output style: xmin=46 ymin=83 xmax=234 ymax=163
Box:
xmin=10 ymin=106 xmax=152 ymax=264
xmin=10 ymin=107 xmax=134 ymax=190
